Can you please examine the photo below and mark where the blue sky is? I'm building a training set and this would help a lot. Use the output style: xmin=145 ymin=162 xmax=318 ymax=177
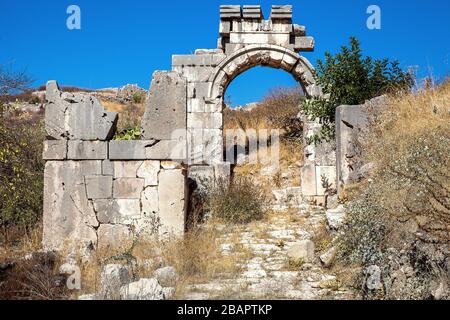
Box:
xmin=0 ymin=0 xmax=449 ymax=105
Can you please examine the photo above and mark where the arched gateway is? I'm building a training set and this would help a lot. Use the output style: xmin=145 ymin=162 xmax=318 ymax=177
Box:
xmin=42 ymin=5 xmax=335 ymax=256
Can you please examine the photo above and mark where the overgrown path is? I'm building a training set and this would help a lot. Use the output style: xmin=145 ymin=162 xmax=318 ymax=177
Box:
xmin=180 ymin=206 xmax=356 ymax=300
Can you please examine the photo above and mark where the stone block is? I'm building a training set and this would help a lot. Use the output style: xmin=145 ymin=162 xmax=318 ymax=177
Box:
xmin=93 ymin=199 xmax=141 ymax=224
xmin=43 ymin=161 xmax=101 ymax=252
xmin=294 ymin=36 xmax=315 ymax=52
xmin=187 ymin=113 xmax=222 ymax=129
xmin=188 ymin=166 xmax=215 ymax=187
xmin=300 ymin=163 xmax=317 ymax=196
xmin=187 ymin=82 xmax=211 ymax=99
xmin=316 ymin=166 xmax=337 ymax=196
xmin=109 ymin=140 xmax=153 ymax=160
xmin=45 ymin=81 xmax=118 ymax=141
xmin=158 ymin=169 xmax=187 ymax=237
xmin=214 ymin=162 xmax=231 ymax=182
xmin=287 ymin=240 xmax=315 ymax=263
xmin=102 ymin=160 xmax=114 ymax=176
xmin=242 ymin=5 xmax=262 ymax=19
xmin=145 ymin=140 xmax=187 ymax=161
xmin=43 ymin=140 xmax=67 ymax=160
xmin=141 ymin=187 xmax=159 ymax=218
xmin=100 ymin=264 xmax=132 ymax=298
xmin=113 ymin=178 xmax=145 ymax=199
xmin=85 ymin=175 xmax=113 ymax=199
xmin=219 ymin=21 xmax=231 ymax=35
xmin=229 ymin=32 xmax=290 ymax=47
xmin=141 ymin=71 xmax=186 ymax=140
xmin=119 ymin=278 xmax=164 ymax=301
xmin=67 ymin=141 xmax=108 ymax=160
xmin=172 ymin=54 xmax=225 ymax=67
xmin=137 ymin=161 xmax=160 ymax=186
xmin=187 ymin=98 xmax=205 ymax=113
xmin=114 ymin=161 xmax=142 ymax=178
xmin=173 ymin=66 xmax=213 ymax=83
xmin=220 ymin=5 xmax=241 ymax=19
xmin=97 ymin=224 xmax=133 ymax=254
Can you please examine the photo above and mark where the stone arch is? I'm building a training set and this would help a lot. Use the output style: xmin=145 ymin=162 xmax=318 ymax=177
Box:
xmin=207 ymin=44 xmax=321 ymax=102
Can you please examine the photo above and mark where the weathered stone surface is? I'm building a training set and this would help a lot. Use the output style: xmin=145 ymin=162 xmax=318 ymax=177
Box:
xmin=172 ymin=54 xmax=225 ymax=67
xmin=153 ymin=266 xmax=178 ymax=287
xmin=113 ymin=178 xmax=145 ymax=199
xmin=315 ymin=166 xmax=336 ymax=196
xmin=100 ymin=264 xmax=132 ymax=298
xmin=45 ymin=81 xmax=118 ymax=140
xmin=120 ymin=278 xmax=165 ymax=300
xmin=102 ymin=160 xmax=114 ymax=175
xmin=214 ymin=162 xmax=231 ymax=182
xmin=301 ymin=164 xmax=317 ymax=196
xmin=326 ymin=205 xmax=346 ymax=230
xmin=287 ymin=240 xmax=315 ymax=263
xmin=158 ymin=170 xmax=187 ymax=237
xmin=141 ymin=71 xmax=186 ymax=140
xmin=137 ymin=161 xmax=160 ymax=186
xmin=43 ymin=161 xmax=101 ymax=252
xmin=335 ymin=96 xmax=388 ymax=193
xmin=294 ymin=36 xmax=315 ymax=52
xmin=145 ymin=140 xmax=186 ymax=161
xmin=114 ymin=161 xmax=142 ymax=178
xmin=141 ymin=187 xmax=159 ymax=217
xmin=93 ymin=199 xmax=141 ymax=224
xmin=109 ymin=141 xmax=154 ymax=160
xmin=43 ymin=140 xmax=67 ymax=160
xmin=187 ymin=113 xmax=222 ymax=129
xmin=161 ymin=161 xmax=182 ymax=170
xmin=320 ymin=246 xmax=337 ymax=268
xmin=188 ymin=166 xmax=215 ymax=187
xmin=85 ymin=175 xmax=113 ymax=199
xmin=97 ymin=224 xmax=133 ymax=254
xmin=67 ymin=141 xmax=108 ymax=160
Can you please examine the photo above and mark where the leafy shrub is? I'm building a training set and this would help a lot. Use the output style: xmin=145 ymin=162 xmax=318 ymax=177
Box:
xmin=303 ymin=37 xmax=414 ymax=143
xmin=113 ymin=104 xmax=143 ymax=140
xmin=207 ymin=177 xmax=269 ymax=224
xmin=132 ymin=92 xmax=145 ymax=104
xmin=0 ymin=107 xmax=45 ymax=244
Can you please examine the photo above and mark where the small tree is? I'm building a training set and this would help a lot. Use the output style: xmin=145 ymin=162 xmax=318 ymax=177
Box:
xmin=302 ymin=37 xmax=413 ymax=143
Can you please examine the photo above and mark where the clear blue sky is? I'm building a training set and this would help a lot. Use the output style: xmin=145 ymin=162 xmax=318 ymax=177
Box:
xmin=1 ymin=0 xmax=449 ymax=105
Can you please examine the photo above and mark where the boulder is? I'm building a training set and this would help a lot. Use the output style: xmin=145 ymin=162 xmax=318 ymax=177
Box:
xmin=119 ymin=278 xmax=164 ymax=300
xmin=326 ymin=205 xmax=346 ymax=230
xmin=153 ymin=266 xmax=178 ymax=287
xmin=287 ymin=240 xmax=315 ymax=263
xmin=100 ymin=264 xmax=132 ymax=299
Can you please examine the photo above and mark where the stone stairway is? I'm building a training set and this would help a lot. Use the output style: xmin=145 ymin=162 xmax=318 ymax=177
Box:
xmin=181 ymin=205 xmax=355 ymax=300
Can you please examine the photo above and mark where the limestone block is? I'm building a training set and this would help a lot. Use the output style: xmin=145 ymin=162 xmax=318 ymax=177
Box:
xmin=137 ymin=161 xmax=160 ymax=186
xmin=45 ymin=81 xmax=118 ymax=140
xmin=287 ymin=240 xmax=315 ymax=263
xmin=316 ymin=166 xmax=336 ymax=196
xmin=293 ymin=24 xmax=306 ymax=36
xmin=220 ymin=21 xmax=231 ymax=35
xmin=158 ymin=169 xmax=187 ymax=237
xmin=141 ymin=187 xmax=159 ymax=217
xmin=301 ymin=163 xmax=317 ymax=196
xmin=145 ymin=140 xmax=187 ymax=161
xmin=203 ymin=129 xmax=223 ymax=164
xmin=141 ymin=71 xmax=186 ymax=140
xmin=114 ymin=161 xmax=143 ymax=178
xmin=43 ymin=140 xmax=67 ymax=160
xmin=204 ymin=100 xmax=223 ymax=113
xmin=109 ymin=140 xmax=154 ymax=160
xmin=220 ymin=5 xmax=241 ymax=19
xmin=187 ymin=98 xmax=205 ymax=113
xmin=188 ymin=166 xmax=215 ymax=187
xmin=281 ymin=53 xmax=299 ymax=71
xmin=294 ymin=36 xmax=315 ymax=52
xmin=43 ymin=161 xmax=101 ymax=252
xmin=187 ymin=113 xmax=222 ymax=129
xmin=229 ymin=32 xmax=290 ymax=46
xmin=113 ymin=178 xmax=145 ymax=199
xmin=172 ymin=54 xmax=225 ymax=67
xmin=187 ymin=82 xmax=211 ymax=99
xmin=153 ymin=266 xmax=178 ymax=287
xmin=85 ymin=175 xmax=113 ymax=199
xmin=67 ymin=141 xmax=108 ymax=160
xmin=93 ymin=199 xmax=141 ymax=224
xmin=119 ymin=278 xmax=164 ymax=301
xmin=97 ymin=224 xmax=133 ymax=254
xmin=174 ymin=66 xmax=213 ymax=83
xmin=102 ymin=160 xmax=114 ymax=176
xmin=100 ymin=264 xmax=132 ymax=298
xmin=326 ymin=205 xmax=346 ymax=230
xmin=242 ymin=5 xmax=262 ymax=19
xmin=161 ymin=161 xmax=182 ymax=170
xmin=270 ymin=5 xmax=292 ymax=20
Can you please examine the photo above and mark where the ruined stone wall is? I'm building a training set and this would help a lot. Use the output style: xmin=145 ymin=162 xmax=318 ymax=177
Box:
xmin=43 ymin=81 xmax=187 ymax=257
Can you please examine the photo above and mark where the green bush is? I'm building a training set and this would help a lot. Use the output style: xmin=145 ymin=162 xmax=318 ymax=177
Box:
xmin=113 ymin=104 xmax=143 ymax=140
xmin=207 ymin=177 xmax=268 ymax=224
xmin=132 ymin=92 xmax=145 ymax=104
xmin=303 ymin=37 xmax=413 ymax=143
xmin=0 ymin=106 xmax=45 ymax=243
